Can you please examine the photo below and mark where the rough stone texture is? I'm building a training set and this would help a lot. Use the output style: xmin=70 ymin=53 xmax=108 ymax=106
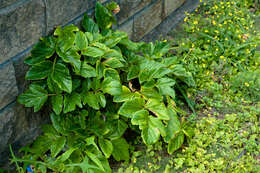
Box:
xmin=118 ymin=19 xmax=134 ymax=39
xmin=142 ymin=0 xmax=200 ymax=42
xmin=165 ymin=0 xmax=186 ymax=16
xmin=0 ymin=62 xmax=18 ymax=110
xmin=0 ymin=0 xmax=45 ymax=64
xmin=117 ymin=0 xmax=153 ymax=24
xmin=0 ymin=103 xmax=49 ymax=166
xmin=0 ymin=0 xmax=18 ymax=9
xmin=46 ymin=0 xmax=96 ymax=32
xmin=133 ymin=0 xmax=163 ymax=41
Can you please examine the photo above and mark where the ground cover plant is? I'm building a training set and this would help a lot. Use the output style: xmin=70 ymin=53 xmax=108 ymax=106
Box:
xmin=10 ymin=2 xmax=195 ymax=173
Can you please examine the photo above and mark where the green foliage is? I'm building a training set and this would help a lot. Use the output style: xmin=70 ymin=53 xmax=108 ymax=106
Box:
xmin=14 ymin=1 xmax=194 ymax=172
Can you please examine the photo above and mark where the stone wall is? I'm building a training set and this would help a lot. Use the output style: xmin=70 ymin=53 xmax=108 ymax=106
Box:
xmin=0 ymin=0 xmax=199 ymax=166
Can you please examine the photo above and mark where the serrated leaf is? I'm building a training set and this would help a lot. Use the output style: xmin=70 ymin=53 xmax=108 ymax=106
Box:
xmin=101 ymin=77 xmax=122 ymax=96
xmin=83 ymin=91 xmax=100 ymax=110
xmin=97 ymin=92 xmax=106 ymax=108
xmin=51 ymin=95 xmax=63 ymax=115
xmin=98 ymin=138 xmax=113 ymax=158
xmin=145 ymin=99 xmax=169 ymax=120
xmin=140 ymin=87 xmax=163 ymax=100
xmin=55 ymin=26 xmax=77 ymax=52
xmin=51 ymin=63 xmax=72 ymax=93
xmin=139 ymin=59 xmax=172 ymax=83
xmin=82 ymin=46 xmax=104 ymax=57
xmin=106 ymin=120 xmax=128 ymax=140
xmin=156 ymin=78 xmax=176 ymax=98
xmin=104 ymin=68 xmax=120 ymax=81
xmin=63 ymin=92 xmax=82 ymax=113
xmin=131 ymin=110 xmax=165 ymax=145
xmin=57 ymin=48 xmax=81 ymax=72
xmin=24 ymin=36 xmax=56 ymax=65
xmin=141 ymin=120 xmax=161 ymax=145
xmin=18 ymin=84 xmax=48 ymax=112
xmin=56 ymin=148 xmax=76 ymax=162
xmin=47 ymin=75 xmax=62 ymax=94
xmin=167 ymin=132 xmax=184 ymax=154
xmin=75 ymin=31 xmax=88 ymax=50
xmin=82 ymin=14 xmax=99 ymax=34
xmin=127 ymin=65 xmax=139 ymax=80
xmin=86 ymin=151 xmax=105 ymax=171
xmin=111 ymin=138 xmax=129 ymax=161
xmin=164 ymin=108 xmax=181 ymax=142
xmin=25 ymin=61 xmax=52 ymax=80
xmin=51 ymin=136 xmax=66 ymax=158
xmin=95 ymin=2 xmax=113 ymax=30
xmin=113 ymin=86 xmax=139 ymax=102
xmin=118 ymin=98 xmax=145 ymax=118
xmin=79 ymin=61 xmax=97 ymax=78
xmin=103 ymin=57 xmax=124 ymax=68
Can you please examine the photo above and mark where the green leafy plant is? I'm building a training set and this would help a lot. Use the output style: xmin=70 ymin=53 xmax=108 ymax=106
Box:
xmin=13 ymin=2 xmax=194 ymax=172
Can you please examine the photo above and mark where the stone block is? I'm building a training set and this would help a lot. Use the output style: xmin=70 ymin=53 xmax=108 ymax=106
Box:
xmin=164 ymin=0 xmax=186 ymax=17
xmin=0 ymin=102 xmax=50 ymax=166
xmin=0 ymin=0 xmax=19 ymax=9
xmin=0 ymin=0 xmax=45 ymax=64
xmin=13 ymin=53 xmax=30 ymax=93
xmin=118 ymin=19 xmax=134 ymax=40
xmin=0 ymin=62 xmax=18 ymax=110
xmin=133 ymin=0 xmax=163 ymax=41
xmin=117 ymin=0 xmax=152 ymax=24
xmin=46 ymin=0 xmax=96 ymax=32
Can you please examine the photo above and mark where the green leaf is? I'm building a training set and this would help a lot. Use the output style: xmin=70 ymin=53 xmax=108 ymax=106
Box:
xmin=63 ymin=92 xmax=82 ymax=113
xmin=131 ymin=110 xmax=164 ymax=145
xmin=139 ymin=59 xmax=172 ymax=83
xmin=82 ymin=14 xmax=99 ymax=34
xmin=106 ymin=120 xmax=128 ymax=140
xmin=54 ymin=26 xmax=78 ymax=52
xmin=97 ymin=92 xmax=106 ymax=108
xmin=51 ymin=95 xmax=63 ymax=115
xmin=156 ymin=78 xmax=176 ymax=98
xmin=18 ymin=84 xmax=48 ymax=112
xmin=51 ymin=63 xmax=72 ymax=93
xmin=56 ymin=148 xmax=76 ymax=162
xmin=113 ymin=86 xmax=139 ymax=102
xmin=111 ymin=138 xmax=129 ymax=161
xmin=119 ymin=38 xmax=140 ymax=51
xmin=140 ymin=87 xmax=163 ymax=100
xmin=68 ymin=156 xmax=101 ymax=173
xmin=82 ymin=46 xmax=104 ymax=57
xmin=104 ymin=68 xmax=120 ymax=81
xmin=164 ymin=109 xmax=181 ymax=142
xmin=167 ymin=132 xmax=184 ymax=154
xmin=79 ymin=61 xmax=97 ymax=78
xmin=103 ymin=58 xmax=124 ymax=68
xmin=24 ymin=37 xmax=56 ymax=65
xmin=86 ymin=151 xmax=105 ymax=171
xmin=118 ymin=98 xmax=145 ymax=118
xmin=57 ymin=48 xmax=81 ymax=72
xmin=104 ymin=31 xmax=127 ymax=48
xmin=101 ymin=77 xmax=122 ymax=96
xmin=98 ymin=138 xmax=113 ymax=158
xmin=25 ymin=61 xmax=52 ymax=80
xmin=95 ymin=2 xmax=113 ymax=30
xmin=75 ymin=31 xmax=88 ymax=50
xmin=145 ymin=99 xmax=169 ymax=120
xmin=50 ymin=136 xmax=66 ymax=158
xmin=127 ymin=65 xmax=139 ymax=80
xmin=82 ymin=91 xmax=100 ymax=110
xmin=141 ymin=117 xmax=161 ymax=145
